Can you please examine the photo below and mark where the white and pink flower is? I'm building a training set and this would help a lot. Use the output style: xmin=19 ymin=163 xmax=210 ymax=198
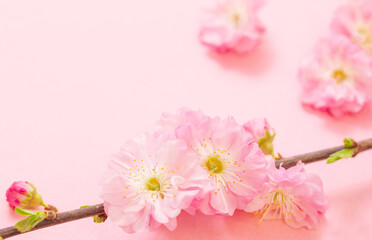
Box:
xmin=245 ymin=162 xmax=328 ymax=229
xmin=100 ymin=134 xmax=205 ymax=233
xmin=331 ymin=0 xmax=372 ymax=55
xmin=199 ymin=0 xmax=265 ymax=54
xmin=157 ymin=109 xmax=268 ymax=216
xmin=298 ymin=35 xmax=372 ymax=117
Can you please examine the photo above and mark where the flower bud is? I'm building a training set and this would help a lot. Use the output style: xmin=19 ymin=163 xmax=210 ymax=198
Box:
xmin=343 ymin=137 xmax=356 ymax=148
xmin=243 ymin=118 xmax=277 ymax=158
xmin=93 ymin=214 xmax=107 ymax=223
xmin=5 ymin=181 xmax=46 ymax=209
xmin=80 ymin=205 xmax=107 ymax=223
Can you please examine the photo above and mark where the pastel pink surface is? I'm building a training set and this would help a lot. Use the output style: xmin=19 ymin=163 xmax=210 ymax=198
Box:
xmin=0 ymin=0 xmax=371 ymax=239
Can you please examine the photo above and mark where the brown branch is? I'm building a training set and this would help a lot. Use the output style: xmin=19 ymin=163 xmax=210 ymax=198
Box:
xmin=276 ymin=138 xmax=372 ymax=169
xmin=1 ymin=138 xmax=372 ymax=239
xmin=0 ymin=204 xmax=105 ymax=239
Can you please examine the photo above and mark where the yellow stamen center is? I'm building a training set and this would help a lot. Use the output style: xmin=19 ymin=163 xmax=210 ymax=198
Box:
xmin=355 ymin=26 xmax=372 ymax=51
xmin=145 ymin=177 xmax=161 ymax=191
xmin=205 ymin=155 xmax=224 ymax=174
xmin=232 ymin=13 xmax=241 ymax=28
xmin=256 ymin=188 xmax=298 ymax=224
xmin=332 ymin=69 xmax=348 ymax=84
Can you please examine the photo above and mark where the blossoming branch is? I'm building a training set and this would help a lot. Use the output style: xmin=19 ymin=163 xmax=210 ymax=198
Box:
xmin=0 ymin=109 xmax=372 ymax=239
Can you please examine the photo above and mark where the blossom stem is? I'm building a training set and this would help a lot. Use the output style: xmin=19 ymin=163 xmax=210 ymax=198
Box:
xmin=1 ymin=138 xmax=372 ymax=239
xmin=275 ymin=138 xmax=372 ymax=169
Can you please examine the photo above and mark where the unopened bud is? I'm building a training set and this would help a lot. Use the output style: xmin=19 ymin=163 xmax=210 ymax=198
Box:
xmin=6 ymin=181 xmax=47 ymax=209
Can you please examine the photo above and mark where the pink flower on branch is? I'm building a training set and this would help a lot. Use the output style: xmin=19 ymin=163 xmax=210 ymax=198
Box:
xmin=331 ymin=0 xmax=372 ymax=55
xmin=157 ymin=109 xmax=268 ymax=216
xmin=298 ymin=35 xmax=372 ymax=117
xmin=243 ymin=118 xmax=277 ymax=158
xmin=245 ymin=162 xmax=328 ymax=229
xmin=100 ymin=134 xmax=205 ymax=233
xmin=199 ymin=0 xmax=265 ymax=54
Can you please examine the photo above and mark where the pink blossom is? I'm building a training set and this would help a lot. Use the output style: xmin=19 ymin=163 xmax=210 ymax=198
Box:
xmin=245 ymin=162 xmax=328 ymax=229
xmin=243 ymin=118 xmax=277 ymax=157
xmin=243 ymin=118 xmax=272 ymax=141
xmin=6 ymin=181 xmax=46 ymax=209
xmin=157 ymin=109 xmax=268 ymax=216
xmin=154 ymin=108 xmax=205 ymax=139
xmin=298 ymin=35 xmax=372 ymax=117
xmin=100 ymin=134 xmax=205 ymax=233
xmin=331 ymin=0 xmax=372 ymax=54
xmin=199 ymin=0 xmax=265 ymax=54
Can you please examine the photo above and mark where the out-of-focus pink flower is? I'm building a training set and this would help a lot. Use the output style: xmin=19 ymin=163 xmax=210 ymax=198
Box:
xmin=100 ymin=134 xmax=205 ymax=233
xmin=245 ymin=162 xmax=328 ymax=229
xmin=199 ymin=0 xmax=265 ymax=54
xmin=6 ymin=181 xmax=46 ymax=209
xmin=331 ymin=0 xmax=372 ymax=54
xmin=157 ymin=109 xmax=268 ymax=216
xmin=298 ymin=35 xmax=372 ymax=117
xmin=243 ymin=118 xmax=277 ymax=157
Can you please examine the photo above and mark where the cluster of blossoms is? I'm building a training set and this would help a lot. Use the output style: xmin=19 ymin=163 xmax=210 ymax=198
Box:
xmin=100 ymin=109 xmax=328 ymax=233
xmin=199 ymin=0 xmax=265 ymax=54
xmin=299 ymin=0 xmax=372 ymax=118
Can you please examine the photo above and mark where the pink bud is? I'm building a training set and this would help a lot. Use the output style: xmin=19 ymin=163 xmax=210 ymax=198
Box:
xmin=6 ymin=181 xmax=45 ymax=209
xmin=243 ymin=118 xmax=277 ymax=157
xmin=243 ymin=118 xmax=273 ymax=141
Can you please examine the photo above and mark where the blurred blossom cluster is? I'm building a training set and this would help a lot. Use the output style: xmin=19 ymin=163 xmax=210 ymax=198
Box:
xmin=199 ymin=0 xmax=265 ymax=54
xmin=299 ymin=0 xmax=372 ymax=117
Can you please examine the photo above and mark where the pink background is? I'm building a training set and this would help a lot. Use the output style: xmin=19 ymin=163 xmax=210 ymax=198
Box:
xmin=1 ymin=0 xmax=372 ymax=239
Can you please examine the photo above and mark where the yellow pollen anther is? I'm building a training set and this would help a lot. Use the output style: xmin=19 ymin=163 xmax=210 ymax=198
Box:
xmin=332 ymin=69 xmax=348 ymax=84
xmin=145 ymin=177 xmax=161 ymax=191
xmin=205 ymin=155 xmax=224 ymax=174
